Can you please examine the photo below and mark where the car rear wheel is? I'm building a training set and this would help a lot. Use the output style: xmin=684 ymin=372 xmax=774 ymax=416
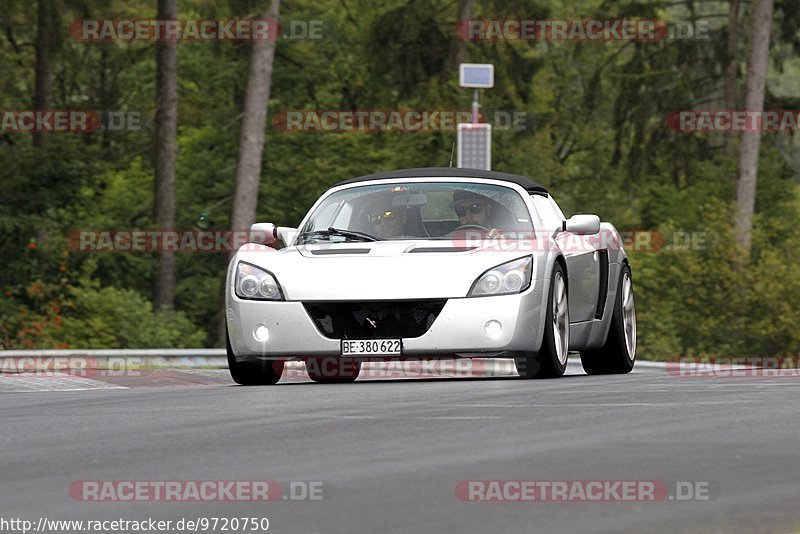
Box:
xmin=580 ymin=263 xmax=636 ymax=375
xmin=306 ymin=357 xmax=361 ymax=383
xmin=515 ymin=263 xmax=569 ymax=379
xmin=226 ymin=329 xmax=284 ymax=385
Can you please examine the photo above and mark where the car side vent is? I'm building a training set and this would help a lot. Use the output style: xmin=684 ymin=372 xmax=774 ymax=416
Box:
xmin=594 ymin=250 xmax=610 ymax=319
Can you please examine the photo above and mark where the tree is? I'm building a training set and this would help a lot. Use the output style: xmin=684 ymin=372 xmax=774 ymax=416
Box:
xmin=230 ymin=0 xmax=281 ymax=234
xmin=33 ymin=0 xmax=54 ymax=148
xmin=734 ymin=0 xmax=775 ymax=261
xmin=725 ymin=0 xmax=740 ymax=157
xmin=153 ymin=0 xmax=178 ymax=310
xmin=456 ymin=0 xmax=472 ymax=65
xmin=217 ymin=0 xmax=280 ymax=343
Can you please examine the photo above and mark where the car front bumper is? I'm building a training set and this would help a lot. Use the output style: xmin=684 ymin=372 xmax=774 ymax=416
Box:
xmin=226 ymin=279 xmax=550 ymax=361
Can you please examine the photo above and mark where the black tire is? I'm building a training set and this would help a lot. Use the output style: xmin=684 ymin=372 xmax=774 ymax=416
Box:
xmin=306 ymin=357 xmax=361 ymax=383
xmin=226 ymin=329 xmax=284 ymax=385
xmin=515 ymin=262 xmax=569 ymax=379
xmin=580 ymin=263 xmax=636 ymax=375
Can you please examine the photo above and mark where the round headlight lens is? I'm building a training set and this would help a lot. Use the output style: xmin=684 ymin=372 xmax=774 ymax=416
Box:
xmin=481 ymin=272 xmax=501 ymax=293
xmin=504 ymin=272 xmax=523 ymax=292
xmin=240 ymin=276 xmax=259 ymax=297
xmin=259 ymin=278 xmax=279 ymax=298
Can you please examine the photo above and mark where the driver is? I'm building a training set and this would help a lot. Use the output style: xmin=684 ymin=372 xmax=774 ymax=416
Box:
xmin=367 ymin=195 xmax=407 ymax=239
xmin=451 ymin=190 xmax=493 ymax=229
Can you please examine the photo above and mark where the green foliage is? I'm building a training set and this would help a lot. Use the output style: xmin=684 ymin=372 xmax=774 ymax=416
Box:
xmin=0 ymin=256 xmax=205 ymax=349
xmin=634 ymin=191 xmax=800 ymax=360
xmin=48 ymin=279 xmax=206 ymax=349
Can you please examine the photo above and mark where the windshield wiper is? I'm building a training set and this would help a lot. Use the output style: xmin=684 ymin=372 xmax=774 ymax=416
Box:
xmin=300 ymin=227 xmax=378 ymax=243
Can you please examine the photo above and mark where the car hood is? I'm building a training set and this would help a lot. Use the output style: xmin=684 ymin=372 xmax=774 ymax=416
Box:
xmin=232 ymin=241 xmax=538 ymax=301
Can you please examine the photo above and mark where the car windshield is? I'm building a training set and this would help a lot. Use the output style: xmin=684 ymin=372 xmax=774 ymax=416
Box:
xmin=296 ymin=182 xmax=535 ymax=244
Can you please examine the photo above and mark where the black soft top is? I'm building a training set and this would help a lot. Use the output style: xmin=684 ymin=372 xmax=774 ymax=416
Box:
xmin=332 ymin=167 xmax=547 ymax=194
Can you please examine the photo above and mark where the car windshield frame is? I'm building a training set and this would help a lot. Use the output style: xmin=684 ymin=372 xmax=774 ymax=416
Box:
xmin=296 ymin=180 xmax=536 ymax=244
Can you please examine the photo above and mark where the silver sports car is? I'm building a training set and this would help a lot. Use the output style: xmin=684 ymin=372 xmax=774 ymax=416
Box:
xmin=225 ymin=167 xmax=636 ymax=384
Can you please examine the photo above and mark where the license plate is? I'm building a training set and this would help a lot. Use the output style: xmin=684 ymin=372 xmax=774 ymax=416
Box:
xmin=341 ymin=339 xmax=402 ymax=356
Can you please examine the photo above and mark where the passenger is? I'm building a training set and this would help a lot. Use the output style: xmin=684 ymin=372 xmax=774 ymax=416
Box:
xmin=367 ymin=196 xmax=407 ymax=239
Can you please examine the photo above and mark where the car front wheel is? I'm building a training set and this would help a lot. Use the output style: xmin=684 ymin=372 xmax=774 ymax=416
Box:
xmin=579 ymin=263 xmax=636 ymax=375
xmin=515 ymin=262 xmax=569 ymax=379
xmin=226 ymin=329 xmax=284 ymax=385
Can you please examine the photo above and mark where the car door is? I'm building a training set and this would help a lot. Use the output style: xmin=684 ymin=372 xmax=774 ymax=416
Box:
xmin=531 ymin=195 xmax=600 ymax=323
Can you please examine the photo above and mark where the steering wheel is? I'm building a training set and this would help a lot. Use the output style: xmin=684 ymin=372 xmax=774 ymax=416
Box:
xmin=451 ymin=224 xmax=489 ymax=233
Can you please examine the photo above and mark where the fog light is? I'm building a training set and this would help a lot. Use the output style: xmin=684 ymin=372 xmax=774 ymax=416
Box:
xmin=253 ymin=325 xmax=270 ymax=342
xmin=484 ymin=320 xmax=502 ymax=340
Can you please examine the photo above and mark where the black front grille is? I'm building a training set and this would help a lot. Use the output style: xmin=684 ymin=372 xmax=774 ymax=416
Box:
xmin=303 ymin=300 xmax=447 ymax=339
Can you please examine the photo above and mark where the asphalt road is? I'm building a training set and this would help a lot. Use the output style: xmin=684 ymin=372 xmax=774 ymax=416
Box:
xmin=1 ymin=361 xmax=799 ymax=533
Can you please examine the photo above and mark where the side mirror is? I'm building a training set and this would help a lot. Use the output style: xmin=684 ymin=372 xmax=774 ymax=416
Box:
xmin=277 ymin=227 xmax=299 ymax=246
xmin=564 ymin=214 xmax=600 ymax=235
xmin=250 ymin=223 xmax=278 ymax=247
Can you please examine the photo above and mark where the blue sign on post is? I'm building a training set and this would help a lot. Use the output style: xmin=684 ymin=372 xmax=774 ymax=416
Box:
xmin=459 ymin=64 xmax=495 ymax=88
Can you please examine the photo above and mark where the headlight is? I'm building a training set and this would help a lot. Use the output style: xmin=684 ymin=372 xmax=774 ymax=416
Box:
xmin=468 ymin=256 xmax=532 ymax=297
xmin=235 ymin=262 xmax=284 ymax=300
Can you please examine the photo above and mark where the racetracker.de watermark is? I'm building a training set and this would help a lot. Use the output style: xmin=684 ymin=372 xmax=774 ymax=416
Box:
xmin=667 ymin=110 xmax=800 ymax=132
xmin=1 ymin=356 xmax=113 ymax=378
xmin=273 ymin=110 xmax=528 ymax=132
xmin=667 ymin=356 xmax=800 ymax=378
xmin=455 ymin=19 xmax=709 ymax=41
xmin=0 ymin=356 xmax=202 ymax=378
xmin=69 ymin=480 xmax=331 ymax=502
xmin=456 ymin=480 xmax=717 ymax=502
xmin=69 ymin=19 xmax=323 ymax=41
xmin=450 ymin=229 xmax=705 ymax=253
xmin=294 ymin=358 xmax=513 ymax=380
xmin=68 ymin=230 xmax=277 ymax=253
xmin=1 ymin=110 xmax=142 ymax=133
